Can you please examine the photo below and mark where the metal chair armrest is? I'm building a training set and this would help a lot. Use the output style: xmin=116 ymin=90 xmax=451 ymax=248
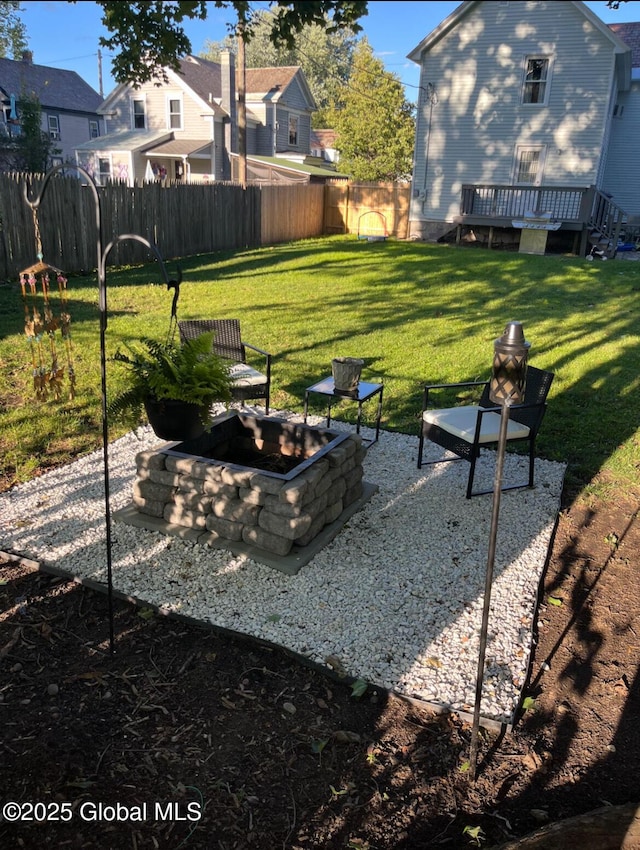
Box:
xmin=243 ymin=341 xmax=270 ymax=358
xmin=242 ymin=342 xmax=271 ymax=378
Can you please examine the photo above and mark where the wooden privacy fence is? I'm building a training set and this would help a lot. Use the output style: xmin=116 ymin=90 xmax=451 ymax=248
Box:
xmin=324 ymin=181 xmax=411 ymax=240
xmin=0 ymin=174 xmax=406 ymax=281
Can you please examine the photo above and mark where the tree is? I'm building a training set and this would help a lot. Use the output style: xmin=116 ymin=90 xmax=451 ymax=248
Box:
xmin=0 ymin=0 xmax=27 ymax=59
xmin=200 ymin=9 xmax=358 ymax=127
xmin=12 ymin=92 xmax=60 ymax=173
xmin=88 ymin=1 xmax=367 ymax=86
xmin=331 ymin=39 xmax=415 ymax=182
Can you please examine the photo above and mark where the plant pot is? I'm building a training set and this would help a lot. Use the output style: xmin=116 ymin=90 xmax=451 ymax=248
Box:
xmin=144 ymin=398 xmax=208 ymax=441
xmin=332 ymin=357 xmax=364 ymax=394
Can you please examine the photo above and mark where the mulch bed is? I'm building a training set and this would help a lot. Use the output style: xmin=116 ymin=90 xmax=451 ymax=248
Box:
xmin=1 ymin=493 xmax=639 ymax=849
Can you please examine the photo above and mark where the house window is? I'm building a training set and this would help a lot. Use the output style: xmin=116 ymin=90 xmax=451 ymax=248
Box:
xmin=48 ymin=115 xmax=60 ymax=140
xmin=98 ymin=156 xmax=111 ymax=184
xmin=515 ymin=147 xmax=545 ymax=185
xmin=522 ymin=57 xmax=550 ymax=105
xmin=288 ymin=115 xmax=298 ymax=147
xmin=613 ymin=104 xmax=624 ymax=118
xmin=168 ymin=98 xmax=182 ymax=130
xmin=89 ymin=120 xmax=99 ymax=138
xmin=132 ymin=98 xmax=146 ymax=129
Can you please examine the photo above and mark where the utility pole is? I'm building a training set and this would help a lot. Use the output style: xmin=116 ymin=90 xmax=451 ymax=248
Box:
xmin=97 ymin=49 xmax=103 ymax=98
xmin=236 ymin=25 xmax=247 ymax=189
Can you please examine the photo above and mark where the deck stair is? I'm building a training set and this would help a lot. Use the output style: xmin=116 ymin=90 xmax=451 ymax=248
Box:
xmin=586 ymin=189 xmax=627 ymax=259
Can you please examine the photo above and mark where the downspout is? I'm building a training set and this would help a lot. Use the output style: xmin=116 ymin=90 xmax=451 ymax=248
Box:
xmin=421 ymin=82 xmax=438 ymax=214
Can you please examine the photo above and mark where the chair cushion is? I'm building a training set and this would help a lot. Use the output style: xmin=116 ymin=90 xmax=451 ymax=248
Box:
xmin=423 ymin=405 xmax=530 ymax=444
xmin=229 ymin=362 xmax=268 ymax=387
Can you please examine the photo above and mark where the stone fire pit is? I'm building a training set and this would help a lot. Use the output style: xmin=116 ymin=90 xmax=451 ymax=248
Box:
xmin=114 ymin=411 xmax=376 ymax=574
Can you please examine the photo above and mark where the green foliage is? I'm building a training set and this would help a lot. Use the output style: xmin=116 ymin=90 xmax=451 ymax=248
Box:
xmin=350 ymin=678 xmax=368 ymax=699
xmin=0 ymin=1 xmax=27 ymax=59
xmin=91 ymin=0 xmax=367 ymax=86
xmin=12 ymin=91 xmax=61 ymax=173
xmin=3 ymin=236 xmax=640 ymax=503
xmin=463 ymin=825 xmax=486 ymax=846
xmin=200 ymin=8 xmax=358 ymax=124
xmin=331 ymin=39 xmax=415 ymax=181
xmin=107 ymin=331 xmax=232 ymax=429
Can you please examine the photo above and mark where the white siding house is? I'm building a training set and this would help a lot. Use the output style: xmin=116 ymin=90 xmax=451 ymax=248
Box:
xmin=407 ymin=0 xmax=638 ymax=248
xmin=74 ymin=54 xmax=316 ymax=186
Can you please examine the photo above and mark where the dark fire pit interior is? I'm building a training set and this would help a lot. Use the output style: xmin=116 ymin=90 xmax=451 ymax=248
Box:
xmin=117 ymin=411 xmax=373 ymax=574
xmin=167 ymin=411 xmax=350 ymax=479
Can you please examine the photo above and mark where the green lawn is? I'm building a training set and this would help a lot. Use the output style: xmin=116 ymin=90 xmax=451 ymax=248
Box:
xmin=2 ymin=235 xmax=639 ymax=501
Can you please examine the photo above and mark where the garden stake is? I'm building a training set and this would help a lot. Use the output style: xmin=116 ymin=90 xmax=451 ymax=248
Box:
xmin=23 ymin=164 xmax=173 ymax=657
xmin=469 ymin=322 xmax=530 ymax=780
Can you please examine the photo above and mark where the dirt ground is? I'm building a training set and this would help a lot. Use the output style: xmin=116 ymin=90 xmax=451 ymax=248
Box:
xmin=1 ymin=487 xmax=639 ymax=850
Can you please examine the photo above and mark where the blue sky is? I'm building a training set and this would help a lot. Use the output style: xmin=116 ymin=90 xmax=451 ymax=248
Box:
xmin=16 ymin=1 xmax=640 ymax=102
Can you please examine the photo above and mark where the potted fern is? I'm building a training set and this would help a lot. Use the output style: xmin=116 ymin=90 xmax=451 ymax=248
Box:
xmin=108 ymin=331 xmax=233 ymax=441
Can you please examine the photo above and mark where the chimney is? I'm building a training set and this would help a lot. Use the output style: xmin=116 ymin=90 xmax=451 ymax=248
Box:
xmin=21 ymin=50 xmax=33 ymax=64
xmin=220 ymin=48 xmax=237 ymax=175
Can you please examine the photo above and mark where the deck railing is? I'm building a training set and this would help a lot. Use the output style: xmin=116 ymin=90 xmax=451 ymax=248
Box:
xmin=459 ymin=183 xmax=628 ymax=256
xmin=460 ymin=184 xmax=593 ymax=222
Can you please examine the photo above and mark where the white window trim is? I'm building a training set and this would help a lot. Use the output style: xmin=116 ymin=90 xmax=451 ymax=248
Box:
xmin=166 ymin=94 xmax=183 ymax=130
xmin=288 ymin=113 xmax=299 ymax=147
xmin=513 ymin=145 xmax=547 ymax=186
xmin=521 ymin=55 xmax=553 ymax=107
xmin=47 ymin=114 xmax=60 ymax=140
xmin=96 ymin=153 xmax=112 ymax=186
xmin=131 ymin=95 xmax=147 ymax=130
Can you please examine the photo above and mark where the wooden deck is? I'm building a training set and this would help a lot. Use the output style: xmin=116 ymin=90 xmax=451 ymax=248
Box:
xmin=455 ymin=184 xmax=627 ymax=256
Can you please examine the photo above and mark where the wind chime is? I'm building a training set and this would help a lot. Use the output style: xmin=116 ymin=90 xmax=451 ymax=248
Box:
xmin=19 ymin=206 xmax=76 ymax=401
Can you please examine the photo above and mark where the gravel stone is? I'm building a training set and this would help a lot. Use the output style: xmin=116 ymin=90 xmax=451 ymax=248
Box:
xmin=0 ymin=407 xmax=565 ymax=725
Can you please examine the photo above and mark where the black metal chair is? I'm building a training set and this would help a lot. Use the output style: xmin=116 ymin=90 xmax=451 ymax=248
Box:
xmin=417 ymin=365 xmax=554 ymax=498
xmin=178 ymin=319 xmax=272 ymax=414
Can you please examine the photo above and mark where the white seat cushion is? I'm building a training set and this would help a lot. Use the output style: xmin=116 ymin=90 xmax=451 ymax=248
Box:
xmin=423 ymin=405 xmax=530 ymax=444
xmin=229 ymin=362 xmax=268 ymax=387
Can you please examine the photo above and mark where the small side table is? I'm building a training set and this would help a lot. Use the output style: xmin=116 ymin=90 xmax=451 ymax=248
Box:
xmin=303 ymin=377 xmax=383 ymax=445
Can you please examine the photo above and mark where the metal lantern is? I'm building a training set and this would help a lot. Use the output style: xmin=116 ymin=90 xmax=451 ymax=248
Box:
xmin=469 ymin=320 xmax=532 ymax=781
xmin=489 ymin=321 xmax=530 ymax=406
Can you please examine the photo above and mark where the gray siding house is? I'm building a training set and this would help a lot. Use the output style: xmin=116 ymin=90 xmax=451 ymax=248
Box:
xmin=407 ymin=0 xmax=640 ymax=254
xmin=0 ymin=52 xmax=105 ymax=169
xmin=74 ymin=53 xmax=317 ymax=186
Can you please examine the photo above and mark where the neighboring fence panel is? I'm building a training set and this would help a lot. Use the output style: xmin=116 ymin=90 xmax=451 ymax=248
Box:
xmin=0 ymin=175 xmax=407 ymax=281
xmin=0 ymin=176 xmax=263 ymax=280
xmin=260 ymin=184 xmax=325 ymax=245
xmin=324 ymin=181 xmax=411 ymax=239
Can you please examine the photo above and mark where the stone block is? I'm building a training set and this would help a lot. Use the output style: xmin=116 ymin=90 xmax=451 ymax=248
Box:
xmin=136 ymin=450 xmax=166 ymax=472
xmin=242 ymin=526 xmax=293 ymax=556
xmin=163 ymin=504 xmax=207 ymax=530
xmin=212 ymin=498 xmax=260 ymax=525
xmin=239 ymin=487 xmax=267 ymax=506
xmin=206 ymin=514 xmax=243 ymax=541
xmin=133 ymin=479 xmax=175 ymax=503
xmin=221 ymin=467 xmax=256 ymax=487
xmin=279 ymin=478 xmax=308 ymax=506
xmin=294 ymin=512 xmax=326 ymax=547
xmin=202 ymin=479 xmax=238 ymax=498
xmin=324 ymin=497 xmax=344 ymax=524
xmin=165 ymin=457 xmax=211 ymax=479
xmin=131 ymin=493 xmax=165 ymax=518
xmin=343 ymin=481 xmax=364 ymax=508
xmin=259 ymin=509 xmax=313 ymax=540
xmin=344 ymin=466 xmax=364 ymax=491
xmin=173 ymin=492 xmax=212 ymax=513
xmin=148 ymin=469 xmax=182 ymax=487
xmin=249 ymin=473 xmax=286 ymax=496
xmin=263 ymin=494 xmax=304 ymax=518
